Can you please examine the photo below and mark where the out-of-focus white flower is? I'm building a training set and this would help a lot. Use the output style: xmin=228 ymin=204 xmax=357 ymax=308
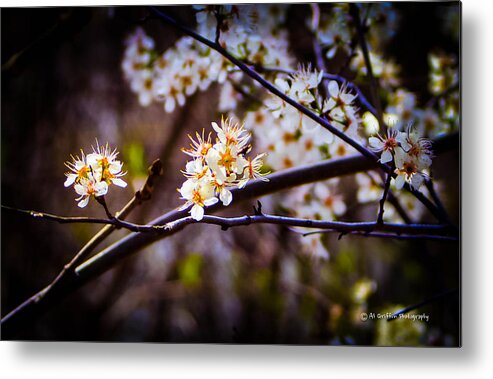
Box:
xmin=355 ymin=172 xmax=382 ymax=203
xmin=313 ymin=4 xmax=352 ymax=59
xmin=301 ymin=234 xmax=330 ymax=260
xmin=313 ymin=182 xmax=347 ymax=219
xmin=428 ymin=52 xmax=458 ymax=95
xmin=385 ymin=89 xmax=417 ymax=130
xmin=416 ymin=109 xmax=447 ymax=138
xmin=362 ymin=111 xmax=380 ymax=135
xmin=329 ymin=139 xmax=357 ymax=159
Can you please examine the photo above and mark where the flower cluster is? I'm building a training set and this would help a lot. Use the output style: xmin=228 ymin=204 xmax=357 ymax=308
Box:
xmin=179 ymin=118 xmax=269 ymax=221
xmin=350 ymin=49 xmax=400 ymax=90
xmin=252 ymin=66 xmax=361 ymax=172
xmin=369 ymin=127 xmax=432 ymax=190
xmin=121 ymin=27 xmax=156 ymax=107
xmin=428 ymin=52 xmax=458 ymax=96
xmin=195 ymin=4 xmax=292 ymax=67
xmin=122 ymin=29 xmax=227 ymax=111
xmin=64 ymin=143 xmax=127 ymax=208
xmin=428 ymin=52 xmax=459 ymax=132
xmin=311 ymin=4 xmax=352 ymax=59
xmin=122 ymin=5 xmax=292 ymax=113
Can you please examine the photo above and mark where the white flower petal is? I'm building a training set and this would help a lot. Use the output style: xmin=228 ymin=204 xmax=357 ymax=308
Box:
xmin=95 ymin=181 xmax=109 ymax=196
xmin=369 ymin=137 xmax=384 ymax=150
xmin=191 ymin=204 xmax=204 ymax=221
xmin=74 ymin=183 xmax=86 ymax=196
xmin=219 ymin=188 xmax=232 ymax=206
xmin=78 ymin=197 xmax=90 ymax=208
xmin=395 ymin=175 xmax=405 ymax=190
xmin=64 ymin=175 xmax=76 ymax=187
xmin=112 ymin=178 xmax=127 ymax=188
xmin=203 ymin=196 xmax=219 ymax=207
xmin=411 ymin=173 xmax=424 ymax=190
xmin=381 ymin=150 xmax=393 ymax=164
xmin=328 ymin=80 xmax=340 ymax=98
xmin=333 ymin=200 xmax=347 ymax=216
xmin=164 ymin=97 xmax=175 ymax=113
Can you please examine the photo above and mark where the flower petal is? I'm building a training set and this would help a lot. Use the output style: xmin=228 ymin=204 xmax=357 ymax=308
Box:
xmin=112 ymin=178 xmax=127 ymax=188
xmin=64 ymin=175 xmax=76 ymax=187
xmin=78 ymin=197 xmax=90 ymax=208
xmin=369 ymin=137 xmax=384 ymax=150
xmin=191 ymin=204 xmax=204 ymax=221
xmin=328 ymin=80 xmax=339 ymax=98
xmin=204 ymin=197 xmax=219 ymax=207
xmin=380 ymin=149 xmax=393 ymax=164
xmin=395 ymin=175 xmax=405 ymax=190
xmin=219 ymin=188 xmax=232 ymax=206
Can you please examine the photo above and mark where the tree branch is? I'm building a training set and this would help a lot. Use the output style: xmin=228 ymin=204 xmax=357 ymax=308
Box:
xmin=377 ymin=173 xmax=392 ymax=224
xmin=349 ymin=4 xmax=385 ymax=131
xmin=232 ymin=65 xmax=379 ymax=123
xmin=3 ymin=205 xmax=456 ymax=239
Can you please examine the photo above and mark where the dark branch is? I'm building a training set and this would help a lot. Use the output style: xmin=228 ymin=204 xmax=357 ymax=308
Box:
xmin=349 ymin=4 xmax=385 ymax=131
xmin=301 ymin=230 xmax=457 ymax=242
xmin=377 ymin=173 xmax=392 ymax=224
xmin=234 ymin=65 xmax=379 ymax=121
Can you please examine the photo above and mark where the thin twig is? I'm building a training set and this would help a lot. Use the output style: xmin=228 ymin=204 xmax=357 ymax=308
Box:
xmin=377 ymin=173 xmax=392 ymax=224
xmin=236 ymin=65 xmax=379 ymax=118
xmin=95 ymin=196 xmax=113 ymax=219
xmin=310 ymin=4 xmax=329 ymax=99
xmin=387 ymin=190 xmax=413 ymax=224
xmin=300 ymin=230 xmax=457 ymax=242
xmin=213 ymin=5 xmax=222 ymax=45
xmin=3 ymin=204 xmax=456 ymax=239
xmin=365 ymin=171 xmax=413 ymax=224
xmin=349 ymin=3 xmax=385 ymax=131
xmin=425 ymin=178 xmax=457 ymax=229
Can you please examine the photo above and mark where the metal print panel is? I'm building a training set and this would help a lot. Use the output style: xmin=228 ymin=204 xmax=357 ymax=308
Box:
xmin=1 ymin=2 xmax=461 ymax=346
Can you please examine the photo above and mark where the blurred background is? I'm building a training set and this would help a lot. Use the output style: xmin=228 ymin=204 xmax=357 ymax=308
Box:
xmin=1 ymin=3 xmax=460 ymax=345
